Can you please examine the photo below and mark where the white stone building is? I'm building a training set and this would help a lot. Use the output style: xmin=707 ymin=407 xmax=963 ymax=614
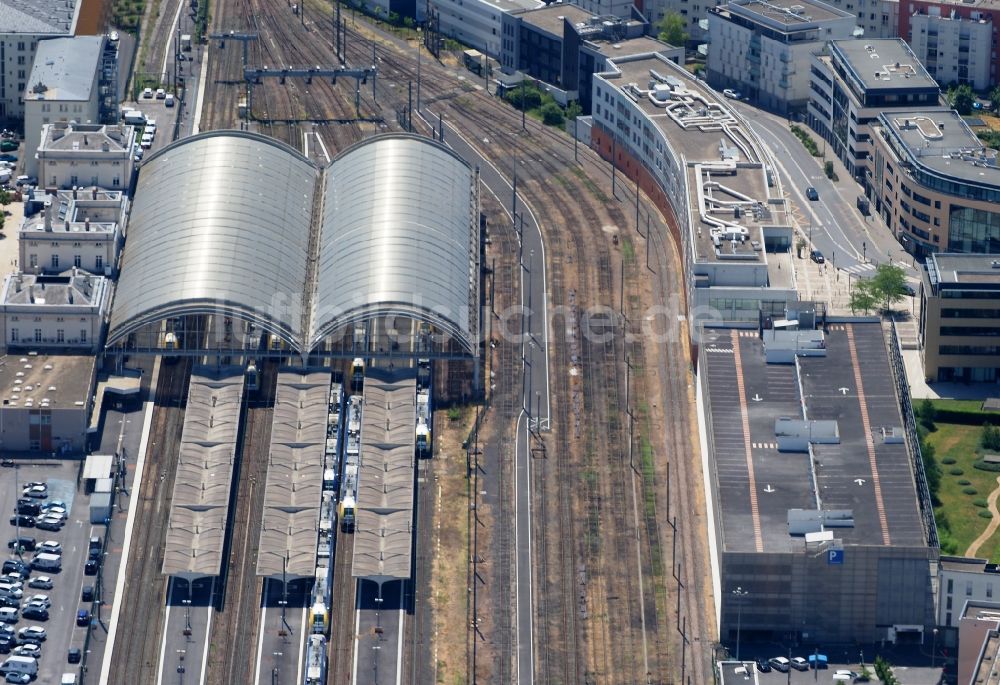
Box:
xmin=0 ymin=0 xmax=81 ymax=121
xmin=0 ymin=269 xmax=111 ymax=352
xmin=36 ymin=121 xmax=135 ymax=191
xmin=23 ymin=36 xmax=105 ymax=178
xmin=433 ymin=0 xmax=543 ymax=56
xmin=907 ymin=8 xmax=992 ymax=90
xmin=706 ymin=0 xmax=858 ymax=114
xmin=19 ymin=187 xmax=126 ymax=277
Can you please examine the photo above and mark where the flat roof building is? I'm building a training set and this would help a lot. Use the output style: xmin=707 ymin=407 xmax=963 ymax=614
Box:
xmin=0 ymin=353 xmax=96 ymax=454
xmin=707 ymin=0 xmax=858 ymax=114
xmin=35 ymin=121 xmax=136 ymax=192
xmin=700 ymin=320 xmax=937 ymax=644
xmin=918 ymin=253 xmax=1000 ymax=383
xmin=24 ymin=36 xmax=105 ymax=178
xmin=809 ymin=39 xmax=941 ymax=180
xmin=900 ymin=0 xmax=1000 ymax=91
xmin=959 ymin=600 xmax=1000 ymax=685
xmin=591 ymin=53 xmax=797 ymax=321
xmin=868 ymin=108 xmax=1000 ymax=256
xmin=432 ymin=0 xmax=543 ymax=58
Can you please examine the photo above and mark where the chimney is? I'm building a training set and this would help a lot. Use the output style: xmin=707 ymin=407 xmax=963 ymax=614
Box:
xmin=83 ymin=134 xmax=88 ymax=146
xmin=72 ymin=185 xmax=77 ymax=199
xmin=43 ymin=200 xmax=53 ymax=232
xmin=63 ymin=220 xmax=69 ymax=231
xmin=91 ymin=187 xmax=97 ymax=200
xmin=84 ymin=217 xmax=90 ymax=231
xmin=101 ymin=141 xmax=109 ymax=152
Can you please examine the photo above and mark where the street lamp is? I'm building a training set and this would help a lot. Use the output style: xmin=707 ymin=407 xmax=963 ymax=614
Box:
xmin=732 ymin=586 xmax=749 ymax=662
xmin=931 ymin=627 xmax=938 ymax=668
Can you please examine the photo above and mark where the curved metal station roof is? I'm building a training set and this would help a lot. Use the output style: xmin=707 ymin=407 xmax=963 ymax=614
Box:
xmin=108 ymin=132 xmax=316 ymax=349
xmin=108 ymin=131 xmax=478 ymax=356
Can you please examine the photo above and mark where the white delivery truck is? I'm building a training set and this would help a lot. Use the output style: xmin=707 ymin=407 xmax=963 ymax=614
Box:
xmin=1 ymin=656 xmax=38 ymax=677
xmin=30 ymin=552 xmax=61 ymax=571
xmin=123 ymin=110 xmax=146 ymax=126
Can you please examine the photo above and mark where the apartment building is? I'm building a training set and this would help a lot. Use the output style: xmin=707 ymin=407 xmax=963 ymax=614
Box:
xmin=900 ymin=0 xmax=999 ymax=91
xmin=35 ymin=121 xmax=135 ymax=191
xmin=432 ymin=0 xmax=543 ymax=57
xmin=919 ymin=253 xmax=1000 ymax=383
xmin=808 ymin=39 xmax=940 ymax=180
xmin=707 ymin=0 xmax=858 ymax=114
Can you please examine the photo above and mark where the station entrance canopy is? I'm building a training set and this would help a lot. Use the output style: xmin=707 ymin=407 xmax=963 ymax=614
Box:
xmin=107 ymin=131 xmax=480 ymax=360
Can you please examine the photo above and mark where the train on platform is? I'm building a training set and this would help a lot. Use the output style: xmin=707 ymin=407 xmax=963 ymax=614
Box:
xmin=416 ymin=359 xmax=432 ymax=456
xmin=303 ymin=634 xmax=328 ymax=685
xmin=338 ymin=393 xmax=363 ymax=532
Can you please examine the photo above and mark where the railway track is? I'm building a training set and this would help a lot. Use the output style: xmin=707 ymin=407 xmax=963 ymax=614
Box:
xmin=203 ymin=361 xmax=277 ymax=685
xmin=327 ymin=524 xmax=356 ymax=684
xmin=108 ymin=357 xmax=193 ymax=685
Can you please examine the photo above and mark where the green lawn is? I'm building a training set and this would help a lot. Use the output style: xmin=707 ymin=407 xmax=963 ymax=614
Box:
xmin=928 ymin=422 xmax=1000 ymax=560
xmin=930 ymin=398 xmax=1000 ymax=415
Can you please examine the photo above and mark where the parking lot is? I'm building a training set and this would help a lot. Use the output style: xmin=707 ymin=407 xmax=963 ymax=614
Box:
xmin=0 ymin=460 xmax=101 ymax=682
xmin=121 ymin=91 xmax=181 ymax=159
xmin=720 ymin=653 xmax=947 ymax=685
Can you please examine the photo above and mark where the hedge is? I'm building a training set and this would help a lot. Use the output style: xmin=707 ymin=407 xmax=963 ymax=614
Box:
xmin=933 ymin=409 xmax=1000 ymax=426
xmin=963 ymin=487 xmax=978 ymax=495
xmin=980 ymin=510 xmax=994 ymax=519
xmin=975 ymin=498 xmax=989 ymax=508
xmin=974 ymin=459 xmax=1000 ymax=472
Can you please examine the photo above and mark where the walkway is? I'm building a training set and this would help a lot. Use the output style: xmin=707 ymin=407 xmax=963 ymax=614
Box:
xmin=966 ymin=476 xmax=1000 ymax=559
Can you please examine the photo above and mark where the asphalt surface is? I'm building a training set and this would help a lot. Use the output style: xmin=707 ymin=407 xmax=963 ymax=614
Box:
xmin=255 ymin=577 xmax=311 ymax=685
xmin=426 ymin=114 xmax=550 ymax=685
xmin=158 ymin=576 xmax=214 ymax=685
xmin=354 ymin=579 xmax=404 ymax=685
xmin=728 ymin=103 xmax=918 ymax=279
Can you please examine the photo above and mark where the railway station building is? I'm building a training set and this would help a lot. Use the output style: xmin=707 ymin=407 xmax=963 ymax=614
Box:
xmin=699 ymin=318 xmax=938 ymax=645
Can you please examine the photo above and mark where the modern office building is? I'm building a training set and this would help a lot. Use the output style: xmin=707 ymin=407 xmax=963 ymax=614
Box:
xmin=701 ymin=318 xmax=938 ymax=644
xmin=918 ymin=253 xmax=1000 ymax=383
xmin=706 ymin=0 xmax=858 ymax=114
xmin=0 ymin=0 xmax=82 ymax=121
xmin=899 ymin=0 xmax=999 ymax=91
xmin=959 ymin=601 xmax=1000 ymax=685
xmin=590 ymin=52 xmax=798 ymax=319
xmin=432 ymin=0 xmax=543 ymax=57
xmin=35 ymin=121 xmax=135 ymax=190
xmin=808 ymin=39 xmax=940 ymax=180
xmin=23 ymin=35 xmax=105 ymax=177
xmin=938 ymin=557 xmax=1000 ymax=629
xmin=867 ymin=108 xmax=1000 ymax=256
xmin=501 ymin=5 xmax=680 ymax=110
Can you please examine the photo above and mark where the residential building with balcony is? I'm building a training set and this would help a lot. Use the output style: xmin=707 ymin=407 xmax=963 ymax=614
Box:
xmin=868 ymin=108 xmax=1000 ymax=256
xmin=899 ymin=0 xmax=998 ymax=91
xmin=918 ymin=253 xmax=1000 ymax=383
xmin=707 ymin=0 xmax=858 ymax=115
xmin=808 ymin=39 xmax=940 ymax=180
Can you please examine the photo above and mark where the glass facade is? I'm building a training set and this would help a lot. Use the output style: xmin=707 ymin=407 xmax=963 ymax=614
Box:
xmin=948 ymin=205 xmax=1000 ymax=253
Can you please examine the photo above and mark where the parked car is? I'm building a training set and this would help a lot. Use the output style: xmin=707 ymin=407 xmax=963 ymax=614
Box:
xmin=20 ymin=606 xmax=47 ymax=621
xmin=84 ymin=560 xmax=98 ymax=576
xmin=34 ymin=518 xmax=62 ymax=532
xmin=20 ymin=486 xmax=46 ymax=499
xmin=80 ymin=586 xmax=93 ymax=603
xmin=723 ymin=88 xmax=741 ymax=99
xmin=0 ymin=141 xmax=17 ymax=152
xmin=0 ymin=597 xmax=18 ymax=610
xmin=806 ymin=186 xmax=819 ymax=201
xmin=16 ymin=626 xmax=46 ymax=642
xmin=0 ymin=154 xmax=17 ymax=163
xmin=768 ymin=656 xmax=790 ymax=673
xmin=0 ymin=636 xmax=12 ymax=653
xmin=76 ymin=609 xmax=90 ymax=627
xmin=23 ymin=596 xmax=47 ymax=610
xmin=790 ymin=656 xmax=810 ymax=671
xmin=43 ymin=501 xmax=65 ymax=511
xmin=15 ymin=502 xmax=39 ymax=517
xmin=26 ymin=578 xmax=51 ymax=591
xmin=155 ymin=88 xmax=166 ymax=99
xmin=4 ymin=672 xmax=29 ymax=684
xmin=902 ymin=283 xmax=916 ymax=296
xmin=6 ymin=538 xmax=35 ymax=552
xmin=810 ymin=249 xmax=825 ymax=264
xmin=142 ymin=87 xmax=153 ymax=98
xmin=0 ymin=561 xmax=28 ymax=578
xmin=8 ymin=516 xmax=33 ymax=529
xmin=11 ymin=644 xmax=39 ymax=659
xmin=67 ymin=647 xmax=81 ymax=663
xmin=0 ymin=608 xmax=17 ymax=623
xmin=37 ymin=542 xmax=60 ymax=555
xmin=13 ymin=176 xmax=35 ymax=188
xmin=755 ymin=658 xmax=771 ymax=672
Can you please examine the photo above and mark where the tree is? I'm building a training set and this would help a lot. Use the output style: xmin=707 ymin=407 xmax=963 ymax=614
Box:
xmin=918 ymin=398 xmax=937 ymax=432
xmin=990 ymin=84 xmax=1000 ymax=114
xmin=795 ymin=236 xmax=807 ymax=258
xmin=504 ymin=83 xmax=542 ymax=111
xmin=870 ymin=263 xmax=907 ymax=312
xmin=983 ymin=422 xmax=1000 ymax=452
xmin=656 ymin=12 xmax=688 ymax=46
xmin=540 ymin=101 xmax=564 ymax=126
xmin=849 ymin=277 xmax=877 ymax=315
xmin=565 ymin=100 xmax=582 ymax=122
xmin=948 ymin=83 xmax=976 ymax=115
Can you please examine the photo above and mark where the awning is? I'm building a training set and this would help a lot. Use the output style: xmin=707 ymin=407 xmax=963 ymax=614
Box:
xmin=82 ymin=454 xmax=114 ymax=480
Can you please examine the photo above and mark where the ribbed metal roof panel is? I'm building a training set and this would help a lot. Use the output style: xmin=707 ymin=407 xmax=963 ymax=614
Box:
xmin=108 ymin=131 xmax=317 ymax=349
xmin=313 ymin=135 xmax=475 ymax=352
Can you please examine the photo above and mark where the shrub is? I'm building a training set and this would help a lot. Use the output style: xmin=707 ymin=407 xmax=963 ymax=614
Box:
xmin=980 ymin=510 xmax=994 ymax=519
xmin=974 ymin=459 xmax=1000 ymax=472
xmin=941 ymin=456 xmax=957 ymax=465
xmin=983 ymin=422 xmax=1000 ymax=452
xmin=963 ymin=486 xmax=978 ymax=495
xmin=959 ymin=479 xmax=972 ymax=486
xmin=540 ymin=102 xmax=564 ymax=126
xmin=447 ymin=407 xmax=462 ymax=421
xmin=975 ymin=498 xmax=989 ymax=508
xmin=950 ymin=467 xmax=965 ymax=476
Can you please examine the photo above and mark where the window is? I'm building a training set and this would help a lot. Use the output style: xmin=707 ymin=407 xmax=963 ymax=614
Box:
xmin=51 ymin=255 xmax=59 ymax=269
xmin=95 ymin=255 xmax=103 ymax=271
xmin=10 ymin=329 xmax=17 ymax=343
xmin=80 ymin=330 xmax=87 ymax=343
xmin=946 ymin=596 xmax=952 ymax=610
xmin=16 ymin=56 xmax=24 ymax=66
xmin=34 ymin=329 xmax=41 ymax=343
xmin=56 ymin=330 xmax=64 ymax=343
xmin=73 ymin=255 xmax=81 ymax=268
xmin=28 ymin=255 xmax=37 ymax=268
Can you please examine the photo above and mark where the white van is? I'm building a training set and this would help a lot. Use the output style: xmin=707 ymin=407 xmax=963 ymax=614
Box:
xmin=61 ymin=674 xmax=78 ymax=684
xmin=164 ymin=93 xmax=175 ymax=107
xmin=123 ymin=110 xmax=146 ymax=126
xmin=1 ymin=655 xmax=38 ymax=676
xmin=30 ymin=553 xmax=61 ymax=571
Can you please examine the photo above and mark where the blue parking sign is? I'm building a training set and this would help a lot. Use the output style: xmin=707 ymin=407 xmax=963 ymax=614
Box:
xmin=828 ymin=549 xmax=844 ymax=565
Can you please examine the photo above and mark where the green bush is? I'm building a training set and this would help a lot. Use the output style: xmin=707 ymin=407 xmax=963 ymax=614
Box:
xmin=963 ymin=486 xmax=978 ymax=495
xmin=974 ymin=459 xmax=1000 ymax=472
xmin=790 ymin=124 xmax=821 ymax=156
xmin=503 ymin=83 xmax=543 ymax=111
xmin=941 ymin=456 xmax=957 ymax=465
xmin=984 ymin=423 xmax=1000 ymax=451
xmin=980 ymin=510 xmax=994 ymax=519
xmin=975 ymin=498 xmax=989 ymax=508
xmin=540 ymin=102 xmax=564 ymax=126
xmin=950 ymin=467 xmax=965 ymax=476
xmin=959 ymin=479 xmax=972 ymax=486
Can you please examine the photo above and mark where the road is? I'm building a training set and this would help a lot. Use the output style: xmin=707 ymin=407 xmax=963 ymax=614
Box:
xmin=729 ymin=102 xmax=917 ymax=278
xmin=423 ymin=113 xmax=550 ymax=685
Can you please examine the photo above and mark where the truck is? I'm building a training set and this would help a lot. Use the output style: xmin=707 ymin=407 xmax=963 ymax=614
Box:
xmin=1 ymin=656 xmax=38 ymax=677
xmin=180 ymin=34 xmax=192 ymax=51
xmin=122 ymin=109 xmax=145 ymax=126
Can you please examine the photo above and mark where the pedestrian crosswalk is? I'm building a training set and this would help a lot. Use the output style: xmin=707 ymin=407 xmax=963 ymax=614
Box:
xmin=752 ymin=442 xmax=778 ymax=450
xmin=840 ymin=262 xmax=877 ymax=276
